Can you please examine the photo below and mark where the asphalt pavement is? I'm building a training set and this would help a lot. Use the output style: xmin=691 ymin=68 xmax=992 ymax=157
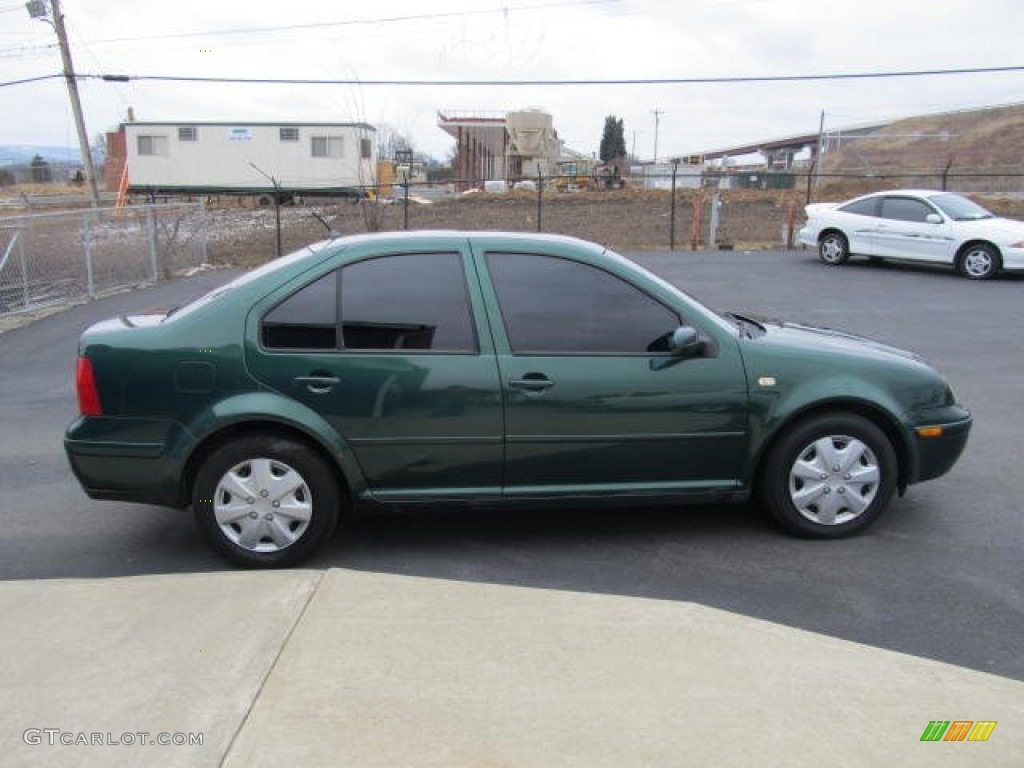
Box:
xmin=1 ymin=249 xmax=1022 ymax=765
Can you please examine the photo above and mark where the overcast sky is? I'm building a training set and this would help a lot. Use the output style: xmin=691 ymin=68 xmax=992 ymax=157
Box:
xmin=2 ymin=0 xmax=1024 ymax=162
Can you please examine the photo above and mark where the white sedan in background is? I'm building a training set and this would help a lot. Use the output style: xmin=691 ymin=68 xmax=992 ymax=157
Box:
xmin=798 ymin=189 xmax=1024 ymax=280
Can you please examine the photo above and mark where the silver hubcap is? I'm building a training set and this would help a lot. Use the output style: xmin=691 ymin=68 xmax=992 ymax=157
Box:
xmin=963 ymin=249 xmax=993 ymax=277
xmin=820 ymin=237 xmax=844 ymax=263
xmin=788 ymin=435 xmax=880 ymax=526
xmin=213 ymin=458 xmax=312 ymax=552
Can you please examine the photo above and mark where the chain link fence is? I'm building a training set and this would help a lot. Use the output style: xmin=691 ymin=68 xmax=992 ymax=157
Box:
xmin=0 ymin=203 xmax=208 ymax=316
xmin=5 ymin=170 xmax=1023 ymax=304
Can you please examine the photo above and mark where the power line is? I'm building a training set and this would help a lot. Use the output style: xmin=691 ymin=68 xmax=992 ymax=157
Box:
xmin=4 ymin=64 xmax=1024 ymax=90
xmin=1 ymin=73 xmax=66 ymax=87
xmin=88 ymin=64 xmax=1024 ymax=86
xmin=82 ymin=0 xmax=618 ymax=45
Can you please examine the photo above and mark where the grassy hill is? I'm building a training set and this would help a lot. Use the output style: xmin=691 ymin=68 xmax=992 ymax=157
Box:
xmin=818 ymin=103 xmax=1024 ymax=197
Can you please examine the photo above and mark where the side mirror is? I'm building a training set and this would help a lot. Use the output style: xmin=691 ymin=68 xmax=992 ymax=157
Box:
xmin=669 ymin=325 xmax=703 ymax=358
xmin=925 ymin=213 xmax=943 ymax=224
xmin=652 ymin=326 xmax=704 ymax=370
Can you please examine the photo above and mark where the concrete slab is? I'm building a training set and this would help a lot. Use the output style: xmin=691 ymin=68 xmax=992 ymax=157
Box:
xmin=0 ymin=571 xmax=321 ymax=767
xmin=226 ymin=569 xmax=1024 ymax=768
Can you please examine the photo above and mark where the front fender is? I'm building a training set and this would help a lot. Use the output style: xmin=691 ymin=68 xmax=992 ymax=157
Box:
xmin=746 ymin=373 xmax=913 ymax=484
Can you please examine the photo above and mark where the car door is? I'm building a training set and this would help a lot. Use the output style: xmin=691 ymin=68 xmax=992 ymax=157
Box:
xmin=246 ymin=246 xmax=503 ymax=502
xmin=834 ymin=196 xmax=881 ymax=255
xmin=873 ymin=196 xmax=953 ymax=262
xmin=477 ymin=248 xmax=749 ymax=497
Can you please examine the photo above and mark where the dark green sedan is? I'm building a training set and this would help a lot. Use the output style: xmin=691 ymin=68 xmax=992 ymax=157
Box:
xmin=64 ymin=232 xmax=971 ymax=567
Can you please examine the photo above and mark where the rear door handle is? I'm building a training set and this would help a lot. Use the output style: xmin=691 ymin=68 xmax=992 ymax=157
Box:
xmin=294 ymin=375 xmax=340 ymax=392
xmin=509 ymin=376 xmax=554 ymax=391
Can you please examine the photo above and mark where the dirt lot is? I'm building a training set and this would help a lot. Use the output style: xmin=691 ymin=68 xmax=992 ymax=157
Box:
xmin=206 ymin=189 xmax=806 ymax=266
xmin=7 ymin=184 xmax=1024 ymax=274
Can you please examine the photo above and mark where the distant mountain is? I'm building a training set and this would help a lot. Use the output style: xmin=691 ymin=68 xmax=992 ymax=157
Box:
xmin=0 ymin=145 xmax=104 ymax=167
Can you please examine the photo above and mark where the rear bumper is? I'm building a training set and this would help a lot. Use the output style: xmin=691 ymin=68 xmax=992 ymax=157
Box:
xmin=797 ymin=227 xmax=815 ymax=247
xmin=64 ymin=416 xmax=193 ymax=507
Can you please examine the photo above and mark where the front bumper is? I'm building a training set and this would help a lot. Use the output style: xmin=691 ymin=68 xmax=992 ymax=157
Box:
xmin=907 ymin=409 xmax=972 ymax=485
xmin=998 ymin=245 xmax=1024 ymax=272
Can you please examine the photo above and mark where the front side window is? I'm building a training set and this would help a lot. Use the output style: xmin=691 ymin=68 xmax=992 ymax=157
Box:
xmin=881 ymin=197 xmax=934 ymax=223
xmin=360 ymin=138 xmax=373 ymax=159
xmin=178 ymin=126 xmax=197 ymax=141
xmin=341 ymin=253 xmax=476 ymax=352
xmin=137 ymin=135 xmax=169 ymax=156
xmin=311 ymin=135 xmax=344 ymax=158
xmin=280 ymin=127 xmax=299 ymax=142
xmin=486 ymin=253 xmax=680 ymax=354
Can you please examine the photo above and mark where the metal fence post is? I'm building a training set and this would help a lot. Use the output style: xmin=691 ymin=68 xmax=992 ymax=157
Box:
xmin=403 ymin=181 xmax=410 ymax=230
xmin=147 ymin=206 xmax=158 ymax=280
xmin=670 ymin=159 xmax=679 ymax=250
xmin=536 ymin=168 xmax=543 ymax=233
xmin=709 ymin=193 xmax=721 ymax=248
xmin=198 ymin=201 xmax=209 ymax=265
xmin=691 ymin=195 xmax=702 ymax=251
xmin=786 ymin=197 xmax=797 ymax=249
xmin=83 ymin=212 xmax=95 ymax=299
xmin=17 ymin=232 xmax=29 ymax=310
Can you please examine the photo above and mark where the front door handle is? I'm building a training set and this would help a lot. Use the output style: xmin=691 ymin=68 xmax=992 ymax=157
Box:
xmin=294 ymin=375 xmax=340 ymax=393
xmin=509 ymin=375 xmax=554 ymax=392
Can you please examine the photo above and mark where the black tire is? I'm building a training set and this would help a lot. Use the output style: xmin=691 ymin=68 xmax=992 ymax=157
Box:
xmin=193 ymin=434 xmax=340 ymax=568
xmin=818 ymin=231 xmax=850 ymax=266
xmin=956 ymin=243 xmax=1001 ymax=280
xmin=761 ymin=413 xmax=897 ymax=539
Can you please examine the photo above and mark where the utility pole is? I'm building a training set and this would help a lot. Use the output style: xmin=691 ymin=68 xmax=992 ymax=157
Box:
xmin=27 ymin=0 xmax=101 ymax=208
xmin=651 ymin=108 xmax=664 ymax=162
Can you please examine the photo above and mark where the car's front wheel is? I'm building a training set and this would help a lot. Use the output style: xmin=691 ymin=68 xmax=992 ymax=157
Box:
xmin=193 ymin=434 xmax=340 ymax=567
xmin=818 ymin=232 xmax=850 ymax=266
xmin=761 ymin=413 xmax=897 ymax=538
xmin=957 ymin=243 xmax=1001 ymax=280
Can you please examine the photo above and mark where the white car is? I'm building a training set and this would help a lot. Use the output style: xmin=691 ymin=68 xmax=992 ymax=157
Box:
xmin=798 ymin=189 xmax=1024 ymax=280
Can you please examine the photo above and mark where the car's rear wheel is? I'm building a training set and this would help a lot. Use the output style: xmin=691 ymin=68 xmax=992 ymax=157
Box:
xmin=193 ymin=434 xmax=340 ymax=567
xmin=957 ymin=243 xmax=1001 ymax=280
xmin=818 ymin=232 xmax=850 ymax=265
xmin=761 ymin=413 xmax=897 ymax=538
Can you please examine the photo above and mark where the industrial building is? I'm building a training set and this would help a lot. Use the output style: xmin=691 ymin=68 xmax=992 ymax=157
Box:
xmin=438 ymin=108 xmax=563 ymax=190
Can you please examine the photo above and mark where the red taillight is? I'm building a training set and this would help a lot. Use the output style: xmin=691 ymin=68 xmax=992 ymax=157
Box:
xmin=76 ymin=356 xmax=102 ymax=416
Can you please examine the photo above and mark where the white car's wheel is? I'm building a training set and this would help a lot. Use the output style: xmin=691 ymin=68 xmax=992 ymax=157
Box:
xmin=957 ymin=244 xmax=1001 ymax=280
xmin=818 ymin=232 xmax=850 ymax=265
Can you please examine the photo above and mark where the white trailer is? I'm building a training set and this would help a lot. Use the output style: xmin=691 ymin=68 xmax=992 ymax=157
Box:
xmin=123 ymin=121 xmax=376 ymax=200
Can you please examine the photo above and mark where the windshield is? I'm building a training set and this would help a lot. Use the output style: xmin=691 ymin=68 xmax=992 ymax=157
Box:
xmin=928 ymin=193 xmax=994 ymax=221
